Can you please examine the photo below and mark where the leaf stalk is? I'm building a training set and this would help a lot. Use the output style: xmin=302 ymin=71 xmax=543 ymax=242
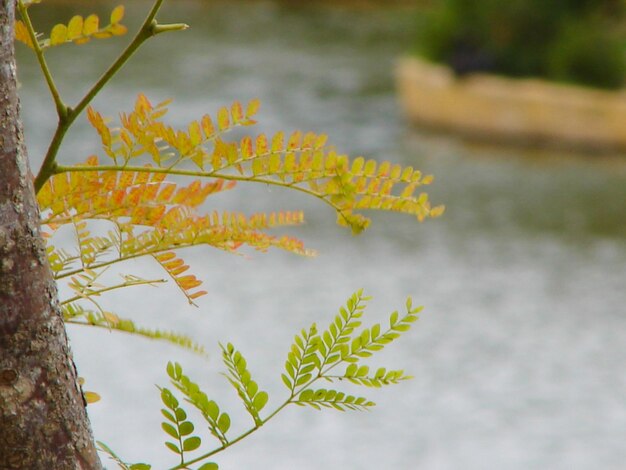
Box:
xmin=33 ymin=0 xmax=186 ymax=193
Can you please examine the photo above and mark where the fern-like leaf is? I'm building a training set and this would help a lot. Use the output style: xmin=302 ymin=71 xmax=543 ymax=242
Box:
xmin=281 ymin=324 xmax=319 ymax=392
xmin=39 ymin=157 xmax=313 ymax=304
xmin=220 ymin=343 xmax=269 ymax=426
xmin=315 ymin=289 xmax=369 ymax=371
xmin=344 ymin=298 xmax=422 ymax=363
xmin=166 ymin=362 xmax=230 ymax=445
xmin=294 ymin=388 xmax=375 ymax=411
xmin=63 ymin=305 xmax=207 ymax=355
xmin=159 ymin=386 xmax=203 ymax=460
xmin=332 ymin=365 xmax=412 ymax=388
xmin=83 ymin=95 xmax=444 ymax=234
xmin=15 ymin=5 xmax=127 ymax=50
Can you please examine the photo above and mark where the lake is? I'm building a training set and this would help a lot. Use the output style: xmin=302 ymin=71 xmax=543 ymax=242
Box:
xmin=18 ymin=1 xmax=626 ymax=469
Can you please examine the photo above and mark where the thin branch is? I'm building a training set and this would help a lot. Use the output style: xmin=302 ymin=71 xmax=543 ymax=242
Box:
xmin=34 ymin=0 xmax=188 ymax=193
xmin=16 ymin=0 xmax=67 ymax=117
xmin=61 ymin=277 xmax=166 ymax=306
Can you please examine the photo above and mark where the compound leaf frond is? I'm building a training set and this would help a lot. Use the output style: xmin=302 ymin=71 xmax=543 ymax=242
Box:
xmin=295 ymin=388 xmax=375 ymax=411
xmin=63 ymin=304 xmax=206 ymax=355
xmin=15 ymin=5 xmax=127 ymax=50
xmin=220 ymin=343 xmax=269 ymax=426
xmin=85 ymin=95 xmax=444 ymax=235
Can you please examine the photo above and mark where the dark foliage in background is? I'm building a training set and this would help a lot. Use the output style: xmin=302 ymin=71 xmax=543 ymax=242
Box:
xmin=415 ymin=0 xmax=626 ymax=89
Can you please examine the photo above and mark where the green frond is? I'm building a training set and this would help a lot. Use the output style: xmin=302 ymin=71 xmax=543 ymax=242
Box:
xmin=158 ymin=386 xmax=203 ymax=460
xmin=294 ymin=388 xmax=375 ymax=411
xmin=282 ymin=324 xmax=319 ymax=392
xmin=332 ymin=365 xmax=412 ymax=388
xmin=342 ymin=298 xmax=422 ymax=363
xmin=220 ymin=343 xmax=269 ymax=426
xmin=315 ymin=290 xmax=369 ymax=371
xmin=64 ymin=306 xmax=207 ymax=356
xmin=166 ymin=362 xmax=230 ymax=445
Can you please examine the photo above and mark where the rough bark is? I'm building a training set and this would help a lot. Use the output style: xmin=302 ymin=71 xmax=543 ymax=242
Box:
xmin=0 ymin=2 xmax=102 ymax=468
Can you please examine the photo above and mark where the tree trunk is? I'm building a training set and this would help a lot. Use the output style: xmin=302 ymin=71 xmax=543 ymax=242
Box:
xmin=0 ymin=1 xmax=102 ymax=468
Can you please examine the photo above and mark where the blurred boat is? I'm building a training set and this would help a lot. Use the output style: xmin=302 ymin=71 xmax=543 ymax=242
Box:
xmin=396 ymin=56 xmax=626 ymax=153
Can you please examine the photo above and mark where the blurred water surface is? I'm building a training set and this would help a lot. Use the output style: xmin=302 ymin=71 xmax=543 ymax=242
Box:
xmin=18 ymin=1 xmax=626 ymax=469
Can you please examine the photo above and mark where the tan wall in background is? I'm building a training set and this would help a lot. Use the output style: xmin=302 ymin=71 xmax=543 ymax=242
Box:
xmin=396 ymin=56 xmax=626 ymax=152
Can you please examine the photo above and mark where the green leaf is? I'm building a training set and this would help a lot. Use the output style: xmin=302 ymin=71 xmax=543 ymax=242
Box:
xmin=217 ymin=413 xmax=230 ymax=434
xmin=198 ymin=463 xmax=219 ymax=470
xmin=281 ymin=373 xmax=292 ymax=389
xmin=179 ymin=421 xmax=194 ymax=436
xmin=182 ymin=436 xmax=201 ymax=452
xmin=175 ymin=408 xmax=187 ymax=421
xmin=161 ymin=422 xmax=179 ymax=439
xmin=296 ymin=373 xmax=312 ymax=387
xmin=161 ymin=409 xmax=175 ymax=423
xmin=165 ymin=441 xmax=180 ymax=454
xmin=129 ymin=465 xmax=151 ymax=470
xmin=253 ymin=391 xmax=269 ymax=411
xmin=206 ymin=400 xmax=219 ymax=421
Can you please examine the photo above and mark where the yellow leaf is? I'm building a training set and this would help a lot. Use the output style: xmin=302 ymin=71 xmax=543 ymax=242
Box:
xmin=363 ymin=159 xmax=377 ymax=176
xmin=377 ymin=161 xmax=390 ymax=177
xmin=246 ymin=98 xmax=261 ymax=117
xmin=314 ymin=134 xmax=328 ymax=149
xmin=231 ymin=101 xmax=244 ymax=123
xmin=110 ymin=5 xmax=125 ymax=24
xmin=83 ymin=14 xmax=99 ymax=36
xmin=188 ymin=121 xmax=202 ymax=146
xmin=67 ymin=16 xmax=83 ymax=40
xmin=256 ymin=134 xmax=269 ymax=155
xmin=217 ymin=107 xmax=230 ymax=131
xmin=201 ymin=115 xmax=215 ymax=138
xmin=92 ymin=30 xmax=113 ymax=39
xmin=107 ymin=23 xmax=127 ymax=36
xmin=271 ymin=131 xmax=284 ymax=153
xmin=84 ymin=391 xmax=101 ymax=404
xmin=421 ymin=174 xmax=434 ymax=185
xmin=351 ymin=156 xmax=364 ymax=174
xmin=15 ymin=20 xmax=35 ymax=49
xmin=400 ymin=166 xmax=413 ymax=182
xmin=287 ymin=131 xmax=302 ymax=150
xmin=430 ymin=205 xmax=445 ymax=217
xmin=103 ymin=311 xmax=120 ymax=325
xmin=240 ymin=136 xmax=253 ymax=159
xmin=50 ymin=24 xmax=68 ymax=46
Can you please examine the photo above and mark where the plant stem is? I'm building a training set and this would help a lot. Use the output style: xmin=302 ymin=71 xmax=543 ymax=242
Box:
xmin=168 ymin=399 xmax=292 ymax=470
xmin=61 ymin=278 xmax=166 ymax=306
xmin=33 ymin=0 xmax=187 ymax=193
xmin=17 ymin=0 xmax=67 ymax=118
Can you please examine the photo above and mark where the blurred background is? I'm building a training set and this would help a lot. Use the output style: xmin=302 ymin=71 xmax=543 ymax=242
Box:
xmin=18 ymin=1 xmax=626 ymax=469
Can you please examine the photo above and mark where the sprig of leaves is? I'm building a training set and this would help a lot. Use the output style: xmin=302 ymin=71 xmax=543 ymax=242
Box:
xmin=220 ymin=343 xmax=269 ymax=426
xmin=15 ymin=5 xmax=127 ymax=50
xmin=166 ymin=362 xmax=231 ymax=446
xmin=78 ymin=94 xmax=444 ymax=234
xmin=144 ymin=292 xmax=421 ymax=470
xmin=159 ymin=387 xmax=203 ymax=463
